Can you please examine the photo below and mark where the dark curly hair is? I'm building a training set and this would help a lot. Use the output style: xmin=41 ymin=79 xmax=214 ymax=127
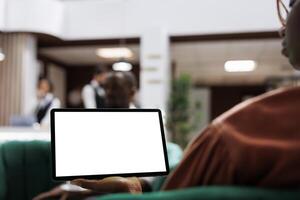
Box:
xmin=103 ymin=72 xmax=131 ymax=108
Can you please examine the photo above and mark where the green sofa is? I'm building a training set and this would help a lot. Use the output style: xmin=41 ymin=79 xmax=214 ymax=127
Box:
xmin=1 ymin=140 xmax=300 ymax=200
xmin=0 ymin=140 xmax=60 ymax=200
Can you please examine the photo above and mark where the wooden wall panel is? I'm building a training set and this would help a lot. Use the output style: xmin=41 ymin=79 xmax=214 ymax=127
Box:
xmin=0 ymin=33 xmax=33 ymax=125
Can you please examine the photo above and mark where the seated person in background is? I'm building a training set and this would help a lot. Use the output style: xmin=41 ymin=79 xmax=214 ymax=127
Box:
xmin=74 ymin=0 xmax=300 ymax=192
xmin=35 ymin=0 xmax=300 ymax=198
xmin=34 ymin=77 xmax=60 ymax=127
xmin=104 ymin=71 xmax=138 ymax=108
xmin=82 ymin=66 xmax=107 ymax=108
xmin=103 ymin=72 xmax=133 ymax=108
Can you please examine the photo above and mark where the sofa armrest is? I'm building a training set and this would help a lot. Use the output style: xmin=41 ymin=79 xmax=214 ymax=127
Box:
xmin=151 ymin=142 xmax=183 ymax=191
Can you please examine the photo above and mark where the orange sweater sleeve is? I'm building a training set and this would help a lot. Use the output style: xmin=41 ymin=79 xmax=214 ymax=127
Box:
xmin=162 ymin=124 xmax=236 ymax=190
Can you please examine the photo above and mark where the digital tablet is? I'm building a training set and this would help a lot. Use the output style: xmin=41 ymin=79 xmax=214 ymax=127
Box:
xmin=50 ymin=109 xmax=169 ymax=181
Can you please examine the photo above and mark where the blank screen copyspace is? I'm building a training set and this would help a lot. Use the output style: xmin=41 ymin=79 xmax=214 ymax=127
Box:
xmin=54 ymin=112 xmax=167 ymax=177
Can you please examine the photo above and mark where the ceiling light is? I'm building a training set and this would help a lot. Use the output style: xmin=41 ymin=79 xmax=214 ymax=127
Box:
xmin=224 ymin=60 xmax=256 ymax=72
xmin=0 ymin=49 xmax=5 ymax=62
xmin=96 ymin=48 xmax=133 ymax=59
xmin=112 ymin=61 xmax=133 ymax=71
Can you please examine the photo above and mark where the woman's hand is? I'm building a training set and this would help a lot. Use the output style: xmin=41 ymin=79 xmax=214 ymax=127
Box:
xmin=71 ymin=177 xmax=142 ymax=194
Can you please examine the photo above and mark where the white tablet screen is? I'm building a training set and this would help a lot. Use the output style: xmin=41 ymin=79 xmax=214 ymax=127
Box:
xmin=52 ymin=110 xmax=168 ymax=179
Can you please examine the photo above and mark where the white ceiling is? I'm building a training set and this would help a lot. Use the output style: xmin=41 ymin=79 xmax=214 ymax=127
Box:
xmin=40 ymin=38 xmax=296 ymax=85
xmin=40 ymin=44 xmax=140 ymax=65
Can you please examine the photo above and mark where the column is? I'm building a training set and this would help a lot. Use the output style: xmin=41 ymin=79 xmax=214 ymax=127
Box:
xmin=140 ymin=28 xmax=170 ymax=113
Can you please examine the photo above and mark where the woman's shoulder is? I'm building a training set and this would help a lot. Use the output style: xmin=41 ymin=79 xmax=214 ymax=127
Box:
xmin=213 ymin=86 xmax=300 ymax=125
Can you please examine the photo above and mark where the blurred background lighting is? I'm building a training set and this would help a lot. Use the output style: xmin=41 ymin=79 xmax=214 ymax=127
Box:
xmin=0 ymin=49 xmax=5 ymax=62
xmin=96 ymin=47 xmax=133 ymax=59
xmin=224 ymin=60 xmax=256 ymax=72
xmin=112 ymin=61 xmax=133 ymax=71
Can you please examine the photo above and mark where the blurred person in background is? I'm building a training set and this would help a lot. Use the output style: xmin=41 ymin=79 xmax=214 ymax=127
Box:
xmin=103 ymin=72 xmax=132 ymax=108
xmin=82 ymin=65 xmax=107 ymax=108
xmin=35 ymin=77 xmax=60 ymax=127
xmin=161 ymin=0 xmax=300 ymax=190
xmin=104 ymin=71 xmax=139 ymax=109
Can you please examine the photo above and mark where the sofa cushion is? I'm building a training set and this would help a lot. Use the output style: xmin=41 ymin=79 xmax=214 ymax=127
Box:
xmin=24 ymin=141 xmax=59 ymax=199
xmin=0 ymin=140 xmax=60 ymax=200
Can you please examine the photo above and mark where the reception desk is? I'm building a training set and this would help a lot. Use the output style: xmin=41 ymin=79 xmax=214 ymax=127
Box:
xmin=0 ymin=127 xmax=50 ymax=141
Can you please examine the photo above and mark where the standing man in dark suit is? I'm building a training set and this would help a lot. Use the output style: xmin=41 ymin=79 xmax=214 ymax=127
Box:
xmin=82 ymin=66 xmax=108 ymax=108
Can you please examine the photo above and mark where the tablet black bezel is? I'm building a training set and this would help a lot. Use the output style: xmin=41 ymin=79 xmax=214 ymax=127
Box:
xmin=50 ymin=108 xmax=169 ymax=181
